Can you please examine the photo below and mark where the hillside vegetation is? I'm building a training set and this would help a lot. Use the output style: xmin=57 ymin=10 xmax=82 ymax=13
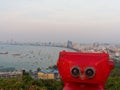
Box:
xmin=0 ymin=60 xmax=119 ymax=90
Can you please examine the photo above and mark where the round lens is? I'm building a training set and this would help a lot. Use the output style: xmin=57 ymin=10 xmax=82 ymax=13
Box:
xmin=71 ymin=66 xmax=80 ymax=77
xmin=85 ymin=67 xmax=95 ymax=78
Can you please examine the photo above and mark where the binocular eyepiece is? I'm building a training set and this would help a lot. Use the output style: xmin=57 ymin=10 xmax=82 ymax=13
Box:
xmin=85 ymin=67 xmax=95 ymax=78
xmin=71 ymin=66 xmax=80 ymax=77
xmin=71 ymin=66 xmax=95 ymax=79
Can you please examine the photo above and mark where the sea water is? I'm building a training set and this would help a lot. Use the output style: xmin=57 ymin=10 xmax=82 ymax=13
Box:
xmin=0 ymin=44 xmax=74 ymax=71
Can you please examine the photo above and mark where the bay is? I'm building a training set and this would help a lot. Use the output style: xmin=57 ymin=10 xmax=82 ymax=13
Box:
xmin=0 ymin=44 xmax=74 ymax=71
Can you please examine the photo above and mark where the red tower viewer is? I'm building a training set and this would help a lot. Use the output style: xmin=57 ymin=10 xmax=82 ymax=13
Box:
xmin=57 ymin=51 xmax=114 ymax=90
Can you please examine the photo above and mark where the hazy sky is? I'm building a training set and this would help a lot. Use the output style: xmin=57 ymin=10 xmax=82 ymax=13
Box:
xmin=0 ymin=0 xmax=120 ymax=43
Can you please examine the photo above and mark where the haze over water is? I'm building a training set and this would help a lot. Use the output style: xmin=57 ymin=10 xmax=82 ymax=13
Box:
xmin=0 ymin=0 xmax=120 ymax=43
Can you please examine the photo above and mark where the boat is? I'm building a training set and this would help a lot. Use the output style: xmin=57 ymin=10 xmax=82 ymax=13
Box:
xmin=0 ymin=52 xmax=8 ymax=54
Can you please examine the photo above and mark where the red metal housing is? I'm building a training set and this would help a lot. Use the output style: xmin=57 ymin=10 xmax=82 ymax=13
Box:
xmin=57 ymin=51 xmax=114 ymax=90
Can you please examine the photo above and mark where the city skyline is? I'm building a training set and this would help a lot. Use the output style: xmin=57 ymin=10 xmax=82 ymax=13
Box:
xmin=0 ymin=0 xmax=120 ymax=43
